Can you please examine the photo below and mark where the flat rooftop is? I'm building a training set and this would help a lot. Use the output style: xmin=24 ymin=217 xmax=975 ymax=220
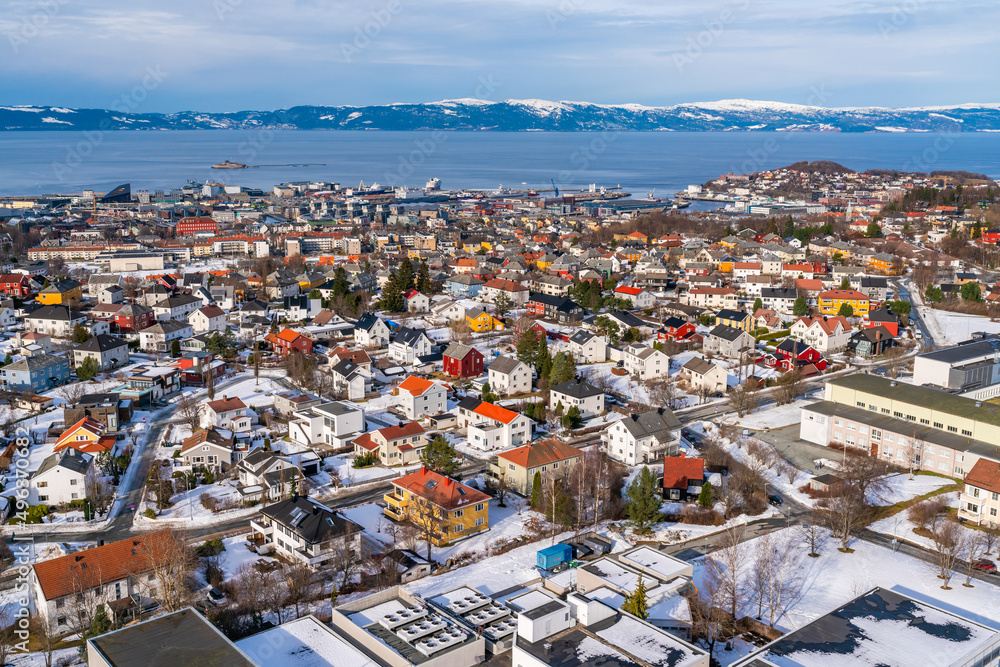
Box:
xmin=735 ymin=588 xmax=999 ymax=667
xmin=89 ymin=608 xmax=255 ymax=667
xmin=580 ymin=559 xmax=662 ymax=596
xmin=618 ymin=546 xmax=690 ymax=581
xmin=236 ymin=616 xmax=379 ymax=667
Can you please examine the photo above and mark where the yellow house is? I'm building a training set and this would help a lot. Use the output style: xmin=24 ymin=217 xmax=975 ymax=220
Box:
xmin=467 ymin=308 xmax=505 ymax=332
xmin=716 ymin=309 xmax=753 ymax=332
xmin=384 ymin=468 xmax=490 ymax=546
xmin=818 ymin=289 xmax=871 ymax=317
xmin=36 ymin=279 xmax=83 ymax=305
xmin=717 ymin=259 xmax=735 ymax=274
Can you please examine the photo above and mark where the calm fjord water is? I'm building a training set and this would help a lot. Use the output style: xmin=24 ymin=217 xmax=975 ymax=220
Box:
xmin=2 ymin=130 xmax=1000 ymax=196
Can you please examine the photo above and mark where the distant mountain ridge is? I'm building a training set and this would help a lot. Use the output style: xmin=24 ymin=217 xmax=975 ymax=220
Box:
xmin=3 ymin=99 xmax=1000 ymax=132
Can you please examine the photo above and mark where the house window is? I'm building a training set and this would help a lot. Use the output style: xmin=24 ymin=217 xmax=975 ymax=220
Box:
xmin=38 ymin=495 xmax=48 ymax=502
xmin=475 ymin=502 xmax=485 ymax=512
xmin=475 ymin=517 xmax=485 ymax=526
xmin=37 ymin=481 xmax=47 ymax=488
xmin=453 ymin=509 xmax=464 ymax=518
xmin=70 ymin=479 xmax=77 ymax=485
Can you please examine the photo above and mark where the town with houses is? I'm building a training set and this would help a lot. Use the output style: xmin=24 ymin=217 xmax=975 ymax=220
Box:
xmin=2 ymin=162 xmax=1000 ymax=667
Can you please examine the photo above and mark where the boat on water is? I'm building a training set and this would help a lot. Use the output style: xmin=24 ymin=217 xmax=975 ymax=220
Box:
xmin=212 ymin=160 xmax=247 ymax=169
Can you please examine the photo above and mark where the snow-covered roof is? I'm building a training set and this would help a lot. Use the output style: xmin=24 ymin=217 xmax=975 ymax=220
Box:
xmin=237 ymin=616 xmax=379 ymax=667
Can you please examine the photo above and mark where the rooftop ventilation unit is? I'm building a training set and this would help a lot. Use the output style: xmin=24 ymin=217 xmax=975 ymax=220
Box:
xmin=378 ymin=606 xmax=428 ymax=630
xmin=415 ymin=628 xmax=467 ymax=656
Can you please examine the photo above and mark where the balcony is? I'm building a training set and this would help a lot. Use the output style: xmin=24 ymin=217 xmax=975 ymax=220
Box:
xmin=384 ymin=492 xmax=407 ymax=509
xmin=249 ymin=519 xmax=273 ymax=537
xmin=957 ymin=496 xmax=982 ymax=524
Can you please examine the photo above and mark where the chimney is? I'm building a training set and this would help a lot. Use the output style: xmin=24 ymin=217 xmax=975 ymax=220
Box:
xmin=445 ymin=478 xmax=452 ymax=486
xmin=421 ymin=466 xmax=427 ymax=475
xmin=680 ymin=452 xmax=685 ymax=458
xmin=97 ymin=538 xmax=104 ymax=547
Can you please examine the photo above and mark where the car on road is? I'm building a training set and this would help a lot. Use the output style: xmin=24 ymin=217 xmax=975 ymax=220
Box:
xmin=974 ymin=559 xmax=997 ymax=573
xmin=681 ymin=428 xmax=703 ymax=446
xmin=768 ymin=494 xmax=783 ymax=506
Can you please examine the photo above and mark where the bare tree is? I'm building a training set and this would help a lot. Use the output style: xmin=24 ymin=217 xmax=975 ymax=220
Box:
xmin=132 ymin=530 xmax=195 ymax=612
xmin=645 ymin=377 xmax=677 ymax=411
xmin=705 ymin=525 xmax=750 ymax=621
xmin=729 ymin=378 xmax=761 ymax=417
xmin=800 ymin=514 xmax=827 ymax=556
xmin=774 ymin=369 xmax=802 ymax=406
xmin=331 ymin=537 xmax=363 ymax=591
xmin=29 ymin=617 xmax=55 ymax=667
xmin=982 ymin=524 xmax=1000 ymax=556
xmin=882 ymin=346 xmax=907 ymax=379
xmin=692 ymin=554 xmax=733 ymax=664
xmin=765 ymin=533 xmax=802 ymax=627
xmin=259 ymin=570 xmax=287 ymax=624
xmin=85 ymin=468 xmax=114 ymax=517
xmin=962 ymin=531 xmax=988 ymax=588
xmin=747 ymin=532 xmax=775 ymax=620
xmin=56 ymin=381 xmax=87 ymax=406
xmin=930 ymin=519 xmax=963 ymax=589
xmin=177 ymin=395 xmax=202 ymax=431
xmin=233 ymin=562 xmax=267 ymax=626
xmin=0 ymin=607 xmax=15 ymax=667
xmin=821 ymin=487 xmax=871 ymax=552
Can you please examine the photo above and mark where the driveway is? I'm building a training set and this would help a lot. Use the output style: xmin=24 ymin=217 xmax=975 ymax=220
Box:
xmin=753 ymin=424 xmax=836 ymax=474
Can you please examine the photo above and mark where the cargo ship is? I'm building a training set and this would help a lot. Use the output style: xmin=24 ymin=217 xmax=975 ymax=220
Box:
xmin=212 ymin=160 xmax=248 ymax=169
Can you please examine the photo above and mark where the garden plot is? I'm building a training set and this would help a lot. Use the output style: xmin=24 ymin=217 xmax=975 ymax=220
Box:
xmin=135 ymin=478 xmax=254 ymax=525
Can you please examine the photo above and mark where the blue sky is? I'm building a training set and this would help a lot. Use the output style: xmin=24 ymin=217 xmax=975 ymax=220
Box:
xmin=1 ymin=0 xmax=995 ymax=111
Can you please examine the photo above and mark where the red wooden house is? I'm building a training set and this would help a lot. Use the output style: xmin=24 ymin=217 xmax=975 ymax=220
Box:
xmin=658 ymin=317 xmax=697 ymax=342
xmin=442 ymin=343 xmax=484 ymax=378
xmin=772 ymin=339 xmax=828 ymax=371
xmin=113 ymin=303 xmax=155 ymax=333
xmin=265 ymin=328 xmax=314 ymax=356
xmin=0 ymin=274 xmax=31 ymax=297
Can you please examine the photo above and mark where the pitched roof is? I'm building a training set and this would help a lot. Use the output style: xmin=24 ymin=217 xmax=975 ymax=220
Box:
xmin=662 ymin=455 xmax=705 ymax=490
xmin=965 ymin=459 xmax=1000 ymax=494
xmin=206 ymin=396 xmax=247 ymax=414
xmin=259 ymin=496 xmax=362 ymax=545
xmin=682 ymin=357 xmax=719 ymax=376
xmin=181 ymin=427 xmax=234 ymax=453
xmin=498 ymin=439 xmax=582 ymax=469
xmin=818 ymin=289 xmax=869 ymax=300
xmin=614 ymin=286 xmax=643 ymax=296
xmin=443 ymin=342 xmax=480 ymax=361
xmin=471 ymin=400 xmax=520 ymax=425
xmin=398 ymin=375 xmax=438 ymax=397
xmin=197 ymin=305 xmax=226 ymax=318
xmin=376 ymin=421 xmax=425 ymax=441
xmin=617 ymin=407 xmax=681 ymax=439
xmin=551 ymin=378 xmax=603 ymax=399
xmin=32 ymin=531 xmax=177 ymax=601
xmin=392 ymin=467 xmax=490 ymax=510
xmin=74 ymin=333 xmax=128 ymax=353
xmin=488 ymin=355 xmax=525 ymax=375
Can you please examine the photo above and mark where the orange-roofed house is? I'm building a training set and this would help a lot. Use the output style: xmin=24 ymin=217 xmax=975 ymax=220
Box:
xmin=661 ymin=453 xmax=706 ymax=501
xmin=383 ymin=468 xmax=490 ymax=546
xmin=613 ymin=285 xmax=656 ymax=309
xmin=458 ymin=398 xmax=533 ymax=451
xmin=53 ymin=417 xmax=117 ymax=455
xmin=490 ymin=439 xmax=583 ymax=495
xmin=30 ymin=531 xmax=177 ymax=633
xmin=614 ymin=230 xmax=649 ymax=244
xmin=265 ymin=328 xmax=314 ymax=356
xmin=396 ymin=376 xmax=448 ymax=420
xmin=352 ymin=421 xmax=427 ymax=466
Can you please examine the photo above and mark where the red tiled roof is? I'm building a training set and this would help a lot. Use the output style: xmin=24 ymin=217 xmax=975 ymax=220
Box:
xmin=352 ymin=433 xmax=379 ymax=451
xmin=662 ymin=455 xmax=705 ymax=491
xmin=818 ymin=289 xmax=869 ymax=301
xmin=376 ymin=421 xmax=425 ymax=441
xmin=53 ymin=418 xmax=104 ymax=450
xmin=32 ymin=531 xmax=177 ymax=602
xmin=614 ymin=286 xmax=642 ymax=296
xmin=206 ymin=396 xmax=246 ymax=413
xmin=499 ymin=439 xmax=582 ymax=469
xmin=965 ymin=459 xmax=1000 ymax=495
xmin=393 ymin=468 xmax=490 ymax=510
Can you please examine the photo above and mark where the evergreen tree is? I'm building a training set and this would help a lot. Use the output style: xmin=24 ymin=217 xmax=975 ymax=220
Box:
xmin=621 ymin=574 xmax=650 ymax=620
xmin=782 ymin=216 xmax=795 ymax=238
xmin=961 ymin=282 xmax=983 ymax=302
xmin=549 ymin=352 xmax=568 ymax=387
xmin=379 ymin=271 xmax=405 ymax=312
xmin=562 ymin=405 xmax=583 ymax=430
xmin=332 ymin=266 xmax=350 ymax=297
xmin=594 ymin=315 xmax=621 ymax=346
xmin=170 ymin=339 xmax=181 ymax=358
xmin=840 ymin=276 xmax=851 ymax=290
xmin=417 ymin=260 xmax=432 ymax=293
xmin=752 ymin=298 xmax=763 ymax=313
xmin=73 ymin=322 xmax=92 ymax=344
xmin=625 ymin=466 xmax=662 ymax=534
xmin=531 ymin=471 xmax=543 ymax=509
xmin=419 ymin=436 xmax=461 ymax=477
xmin=837 ymin=303 xmax=854 ymax=318
xmin=397 ymin=259 xmax=415 ymax=289
xmin=698 ymin=481 xmax=714 ymax=508
xmin=77 ymin=356 xmax=100 ymax=381
xmin=792 ymin=297 xmax=809 ymax=317
xmin=516 ymin=328 xmax=539 ymax=365
xmin=865 ymin=221 xmax=882 ymax=238
xmin=623 ymin=327 xmax=642 ymax=344
xmin=536 ymin=336 xmax=553 ymax=379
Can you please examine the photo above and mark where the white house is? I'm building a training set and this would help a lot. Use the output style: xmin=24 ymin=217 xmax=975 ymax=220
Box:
xmin=330 ymin=358 xmax=372 ymax=401
xmin=549 ymin=378 xmax=605 ymax=419
xmin=389 ymin=327 xmax=433 ymax=364
xmin=353 ymin=313 xmax=391 ymax=348
xmin=612 ymin=285 xmax=656 ymax=309
xmin=682 ymin=287 xmax=738 ymax=310
xmin=568 ymin=330 xmax=607 ymax=364
xmin=681 ymin=357 xmax=727 ymax=395
xmin=601 ymin=407 xmax=682 ymax=464
xmin=458 ymin=398 xmax=533 ymax=451
xmin=72 ymin=334 xmax=130 ymax=371
xmin=289 ymin=401 xmax=364 ymax=450
xmin=138 ymin=320 xmax=194 ymax=353
xmin=403 ymin=290 xmax=431 ymax=313
xmin=396 ymin=375 xmax=448 ymax=420
xmin=23 ymin=305 xmax=86 ymax=339
xmin=487 ymin=355 xmax=532 ymax=397
xmin=151 ymin=294 xmax=202 ymax=322
xmin=189 ymin=305 xmax=227 ymax=333
xmin=28 ymin=449 xmax=93 ymax=505
xmin=623 ymin=343 xmax=670 ymax=381
xmin=431 ymin=298 xmax=466 ymax=323
xmin=789 ymin=315 xmax=852 ymax=352
xmin=203 ymin=396 xmax=253 ymax=431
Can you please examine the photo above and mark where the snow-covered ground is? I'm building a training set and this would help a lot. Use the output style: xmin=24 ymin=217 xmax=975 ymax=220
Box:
xmin=917 ymin=303 xmax=1000 ymax=346
xmin=734 ymin=398 xmax=816 ymax=431
xmin=876 ymin=473 xmax=955 ymax=506
xmin=693 ymin=527 xmax=1000 ymax=641
xmin=135 ymin=478 xmax=254 ymax=525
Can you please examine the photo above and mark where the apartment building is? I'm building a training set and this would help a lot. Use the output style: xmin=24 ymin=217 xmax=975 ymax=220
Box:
xmin=958 ymin=459 xmax=1000 ymax=528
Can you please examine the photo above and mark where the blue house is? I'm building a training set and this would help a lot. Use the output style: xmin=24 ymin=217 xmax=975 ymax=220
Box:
xmin=446 ymin=275 xmax=484 ymax=298
xmin=0 ymin=354 xmax=71 ymax=392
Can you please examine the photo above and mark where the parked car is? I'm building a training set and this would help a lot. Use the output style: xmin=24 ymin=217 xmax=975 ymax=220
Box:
xmin=974 ymin=559 xmax=997 ymax=573
xmin=207 ymin=587 xmax=226 ymax=605
xmin=768 ymin=494 xmax=783 ymax=506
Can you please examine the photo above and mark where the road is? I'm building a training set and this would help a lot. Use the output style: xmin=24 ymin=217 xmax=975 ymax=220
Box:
xmin=896 ymin=279 xmax=936 ymax=351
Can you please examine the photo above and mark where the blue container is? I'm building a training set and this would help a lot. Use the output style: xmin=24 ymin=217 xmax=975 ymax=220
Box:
xmin=537 ymin=543 xmax=573 ymax=570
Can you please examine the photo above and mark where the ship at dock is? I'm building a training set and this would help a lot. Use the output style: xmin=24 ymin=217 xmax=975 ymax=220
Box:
xmin=212 ymin=160 xmax=247 ymax=169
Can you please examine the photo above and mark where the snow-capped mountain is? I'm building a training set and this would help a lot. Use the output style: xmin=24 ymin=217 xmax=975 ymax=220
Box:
xmin=3 ymin=99 xmax=1000 ymax=132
